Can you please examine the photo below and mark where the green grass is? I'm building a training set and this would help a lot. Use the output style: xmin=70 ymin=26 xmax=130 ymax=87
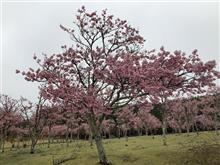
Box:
xmin=0 ymin=131 xmax=219 ymax=165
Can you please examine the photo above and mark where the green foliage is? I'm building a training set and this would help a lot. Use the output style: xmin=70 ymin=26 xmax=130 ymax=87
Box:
xmin=151 ymin=104 xmax=163 ymax=122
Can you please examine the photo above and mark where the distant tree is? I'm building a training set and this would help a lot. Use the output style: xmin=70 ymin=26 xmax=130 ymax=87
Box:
xmin=140 ymin=47 xmax=220 ymax=145
xmin=19 ymin=93 xmax=48 ymax=154
xmin=117 ymin=106 xmax=135 ymax=141
xmin=167 ymin=100 xmax=185 ymax=134
xmin=137 ymin=106 xmax=161 ymax=136
xmin=208 ymin=86 xmax=220 ymax=135
xmin=44 ymin=103 xmax=63 ymax=148
xmin=0 ymin=94 xmax=20 ymax=153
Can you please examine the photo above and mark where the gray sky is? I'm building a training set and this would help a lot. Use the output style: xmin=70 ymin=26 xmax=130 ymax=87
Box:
xmin=1 ymin=1 xmax=219 ymax=102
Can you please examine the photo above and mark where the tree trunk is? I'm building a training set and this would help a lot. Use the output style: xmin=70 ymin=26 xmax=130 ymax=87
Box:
xmin=214 ymin=113 xmax=219 ymax=136
xmin=30 ymin=137 xmax=37 ymax=154
xmin=70 ymin=130 xmax=73 ymax=143
xmin=47 ymin=126 xmax=51 ymax=148
xmin=151 ymin=129 xmax=155 ymax=139
xmin=2 ymin=141 xmax=5 ymax=153
xmin=1 ymin=137 xmax=5 ymax=153
xmin=184 ymin=107 xmax=190 ymax=137
xmin=66 ymin=128 xmax=69 ymax=147
xmin=17 ymin=139 xmax=20 ymax=149
xmin=186 ymin=122 xmax=190 ymax=137
xmin=125 ymin=129 xmax=128 ymax=142
xmin=178 ymin=127 xmax=182 ymax=134
xmin=89 ymin=130 xmax=93 ymax=147
xmin=0 ymin=138 xmax=2 ymax=153
xmin=77 ymin=130 xmax=80 ymax=140
xmin=162 ymin=118 xmax=167 ymax=146
xmin=104 ymin=131 xmax=106 ymax=139
xmin=118 ymin=127 xmax=121 ymax=139
xmin=194 ymin=122 xmax=199 ymax=135
xmin=145 ymin=127 xmax=148 ymax=136
xmin=88 ymin=116 xmax=109 ymax=165
xmin=108 ymin=132 xmax=110 ymax=139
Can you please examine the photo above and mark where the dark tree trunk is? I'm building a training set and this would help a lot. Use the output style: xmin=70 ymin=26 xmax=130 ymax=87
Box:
xmin=118 ymin=127 xmax=121 ymax=139
xmin=194 ymin=121 xmax=199 ymax=135
xmin=77 ymin=130 xmax=80 ymax=140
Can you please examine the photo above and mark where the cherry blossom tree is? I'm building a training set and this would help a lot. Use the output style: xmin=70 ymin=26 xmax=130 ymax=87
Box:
xmin=167 ymin=100 xmax=186 ymax=134
xmin=0 ymin=94 xmax=20 ymax=153
xmin=17 ymin=7 xmax=149 ymax=164
xmin=19 ymin=94 xmax=49 ymax=154
xmin=140 ymin=47 xmax=220 ymax=145
xmin=101 ymin=119 xmax=114 ymax=139
xmin=196 ymin=89 xmax=220 ymax=135
xmin=207 ymin=86 xmax=220 ymax=135
xmin=137 ymin=107 xmax=161 ymax=136
xmin=117 ymin=106 xmax=136 ymax=141
xmin=44 ymin=103 xmax=63 ymax=148
xmin=17 ymin=6 xmax=220 ymax=164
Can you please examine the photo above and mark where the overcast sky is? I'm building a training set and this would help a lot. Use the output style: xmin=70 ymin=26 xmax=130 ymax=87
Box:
xmin=1 ymin=1 xmax=219 ymax=102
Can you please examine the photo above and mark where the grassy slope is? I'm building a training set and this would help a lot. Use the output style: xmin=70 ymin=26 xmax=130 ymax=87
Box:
xmin=0 ymin=131 xmax=219 ymax=165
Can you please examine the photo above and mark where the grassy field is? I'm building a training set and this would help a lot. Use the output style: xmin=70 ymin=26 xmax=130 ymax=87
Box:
xmin=0 ymin=132 xmax=220 ymax=165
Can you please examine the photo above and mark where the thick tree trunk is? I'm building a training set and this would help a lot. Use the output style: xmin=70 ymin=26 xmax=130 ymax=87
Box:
xmin=88 ymin=116 xmax=109 ymax=165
